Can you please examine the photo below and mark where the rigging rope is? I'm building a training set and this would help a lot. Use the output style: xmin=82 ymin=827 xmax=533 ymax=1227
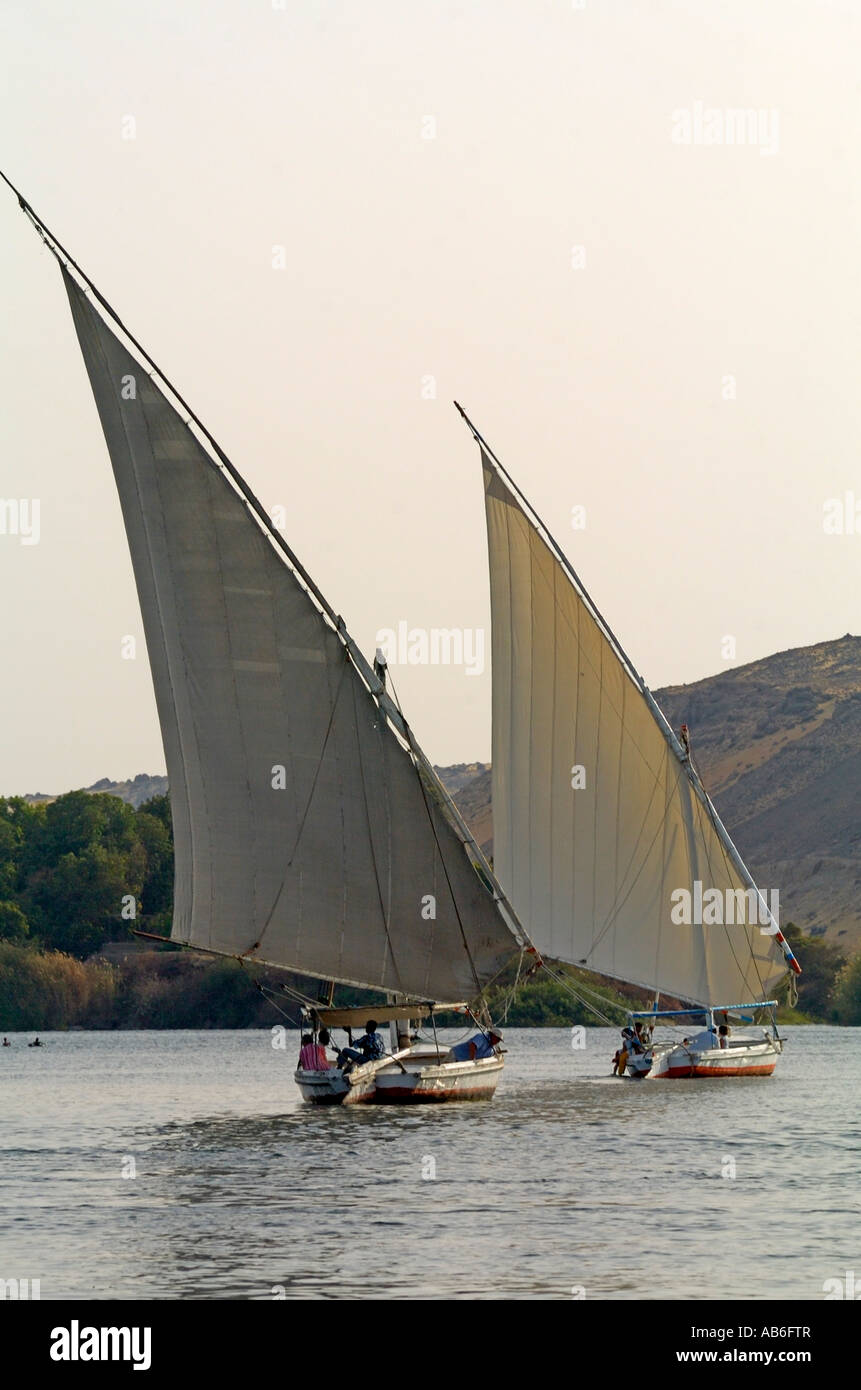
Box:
xmin=537 ymin=960 xmax=628 ymax=1026
xmin=497 ymin=948 xmax=526 ymax=1024
xmin=235 ymin=958 xmax=325 ymax=1017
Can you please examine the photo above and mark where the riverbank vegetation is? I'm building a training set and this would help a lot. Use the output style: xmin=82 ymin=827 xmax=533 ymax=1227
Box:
xmin=0 ymin=944 xmax=282 ymax=1031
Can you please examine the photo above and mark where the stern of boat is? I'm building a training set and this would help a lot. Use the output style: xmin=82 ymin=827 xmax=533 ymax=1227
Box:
xmin=294 ymin=1067 xmax=377 ymax=1105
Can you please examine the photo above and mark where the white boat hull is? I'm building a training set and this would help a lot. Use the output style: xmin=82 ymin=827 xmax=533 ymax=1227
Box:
xmin=295 ymin=1047 xmax=503 ymax=1105
xmin=626 ymin=1036 xmax=781 ymax=1079
xmin=372 ymin=1052 xmax=503 ymax=1103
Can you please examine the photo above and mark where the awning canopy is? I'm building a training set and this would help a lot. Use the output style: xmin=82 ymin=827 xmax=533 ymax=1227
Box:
xmin=308 ymin=1003 xmax=467 ymax=1026
xmin=628 ymin=1001 xmax=778 ymax=1021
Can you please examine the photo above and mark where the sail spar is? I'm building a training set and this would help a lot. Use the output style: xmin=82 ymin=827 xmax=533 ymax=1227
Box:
xmin=47 ymin=254 xmax=524 ymax=1003
xmin=463 ymin=409 xmax=794 ymax=1007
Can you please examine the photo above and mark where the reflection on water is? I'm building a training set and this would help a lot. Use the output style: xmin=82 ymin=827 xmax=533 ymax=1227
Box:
xmin=0 ymin=1027 xmax=856 ymax=1299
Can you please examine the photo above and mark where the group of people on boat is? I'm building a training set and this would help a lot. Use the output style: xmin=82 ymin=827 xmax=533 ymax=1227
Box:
xmin=613 ymin=1016 xmax=735 ymax=1074
xmin=297 ymin=1018 xmax=503 ymax=1073
xmin=297 ymin=1020 xmax=386 ymax=1074
xmin=681 ymin=1023 xmax=731 ymax=1051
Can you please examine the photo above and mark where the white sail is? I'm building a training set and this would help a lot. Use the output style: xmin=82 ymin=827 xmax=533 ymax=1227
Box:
xmin=480 ymin=445 xmax=790 ymax=1006
xmin=61 ymin=267 xmax=521 ymax=1002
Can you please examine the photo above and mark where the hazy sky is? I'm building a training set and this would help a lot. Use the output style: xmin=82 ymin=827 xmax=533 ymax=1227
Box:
xmin=1 ymin=0 xmax=859 ymax=795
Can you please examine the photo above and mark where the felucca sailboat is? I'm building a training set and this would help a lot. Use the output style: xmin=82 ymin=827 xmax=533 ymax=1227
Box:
xmin=5 ymin=176 xmax=530 ymax=1104
xmin=456 ymin=405 xmax=802 ymax=1079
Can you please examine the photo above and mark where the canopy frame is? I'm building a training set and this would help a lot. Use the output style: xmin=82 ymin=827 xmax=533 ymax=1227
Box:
xmin=628 ymin=1001 xmax=778 ymax=1019
xmin=307 ymin=1003 xmax=467 ymax=1026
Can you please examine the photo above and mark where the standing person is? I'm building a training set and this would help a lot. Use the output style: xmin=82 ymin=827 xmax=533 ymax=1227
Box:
xmin=615 ymin=1027 xmax=634 ymax=1075
xmin=337 ymin=1019 xmax=386 ymax=1069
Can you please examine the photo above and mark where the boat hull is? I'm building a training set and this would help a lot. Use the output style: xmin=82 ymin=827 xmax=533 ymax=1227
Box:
xmin=295 ymin=1050 xmax=504 ymax=1104
xmin=627 ymin=1037 xmax=781 ymax=1080
xmin=372 ymin=1054 xmax=503 ymax=1103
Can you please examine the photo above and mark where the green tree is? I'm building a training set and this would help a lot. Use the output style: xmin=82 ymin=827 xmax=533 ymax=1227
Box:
xmin=834 ymin=955 xmax=861 ymax=1026
xmin=0 ymin=797 xmax=42 ymax=897
xmin=21 ymin=791 xmax=140 ymax=870
xmin=135 ymin=799 xmax=174 ymax=919
xmin=0 ymin=901 xmax=28 ymax=941
xmin=138 ymin=794 xmax=171 ymax=830
xmin=20 ymin=793 xmax=146 ymax=957
xmin=28 ymin=843 xmax=144 ymax=957
xmin=782 ymin=923 xmax=846 ymax=1021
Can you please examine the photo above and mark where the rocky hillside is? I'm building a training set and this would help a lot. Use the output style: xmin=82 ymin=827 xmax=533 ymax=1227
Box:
xmin=657 ymin=635 xmax=861 ymax=953
xmin=439 ymin=635 xmax=861 ymax=955
xmin=442 ymin=765 xmax=493 ymax=855
xmin=24 ymin=773 xmax=169 ymax=809
xmin=431 ymin=762 xmax=489 ymax=797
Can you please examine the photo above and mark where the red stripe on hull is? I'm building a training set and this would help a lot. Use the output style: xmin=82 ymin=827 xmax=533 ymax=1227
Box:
xmin=372 ymin=1085 xmax=498 ymax=1103
xmin=661 ymin=1062 xmax=776 ymax=1078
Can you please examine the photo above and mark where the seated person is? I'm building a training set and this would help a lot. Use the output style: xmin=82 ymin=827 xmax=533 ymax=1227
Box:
xmin=336 ymin=1019 xmax=386 ymax=1069
xmin=445 ymin=1027 xmax=502 ymax=1062
xmin=298 ymin=1030 xmax=331 ymax=1071
xmin=686 ymin=1025 xmax=718 ymax=1051
xmin=717 ymin=1024 xmax=731 ymax=1049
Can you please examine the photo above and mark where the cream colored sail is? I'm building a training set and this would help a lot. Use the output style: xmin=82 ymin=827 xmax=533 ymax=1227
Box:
xmin=60 ymin=266 xmax=522 ymax=1002
xmin=480 ymin=446 xmax=790 ymax=1006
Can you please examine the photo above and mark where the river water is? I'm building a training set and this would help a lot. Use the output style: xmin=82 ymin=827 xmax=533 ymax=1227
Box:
xmin=1 ymin=1026 xmax=857 ymax=1300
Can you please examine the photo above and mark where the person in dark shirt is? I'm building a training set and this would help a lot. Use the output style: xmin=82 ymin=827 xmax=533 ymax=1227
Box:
xmin=337 ymin=1019 xmax=386 ymax=1069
